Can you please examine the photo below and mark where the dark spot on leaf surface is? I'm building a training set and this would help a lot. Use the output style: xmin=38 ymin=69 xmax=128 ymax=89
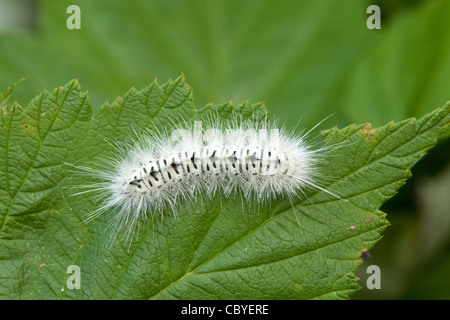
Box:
xmin=360 ymin=250 xmax=372 ymax=261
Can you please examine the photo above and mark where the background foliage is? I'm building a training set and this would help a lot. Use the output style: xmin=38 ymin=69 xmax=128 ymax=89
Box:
xmin=0 ymin=0 xmax=449 ymax=299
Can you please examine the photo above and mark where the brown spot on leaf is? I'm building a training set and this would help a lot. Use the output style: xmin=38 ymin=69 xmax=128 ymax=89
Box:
xmin=360 ymin=250 xmax=372 ymax=261
xmin=361 ymin=123 xmax=375 ymax=137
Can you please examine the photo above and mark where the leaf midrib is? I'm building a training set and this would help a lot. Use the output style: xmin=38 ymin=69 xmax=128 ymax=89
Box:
xmin=147 ymin=217 xmax=385 ymax=300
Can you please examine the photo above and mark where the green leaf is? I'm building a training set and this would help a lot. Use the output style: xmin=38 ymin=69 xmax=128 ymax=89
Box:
xmin=0 ymin=76 xmax=28 ymax=109
xmin=344 ymin=0 xmax=450 ymax=127
xmin=0 ymin=76 xmax=448 ymax=299
xmin=3 ymin=0 xmax=450 ymax=130
xmin=0 ymin=0 xmax=376 ymax=128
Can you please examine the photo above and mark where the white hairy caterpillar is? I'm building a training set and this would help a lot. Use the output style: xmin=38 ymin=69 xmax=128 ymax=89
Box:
xmin=75 ymin=113 xmax=338 ymax=247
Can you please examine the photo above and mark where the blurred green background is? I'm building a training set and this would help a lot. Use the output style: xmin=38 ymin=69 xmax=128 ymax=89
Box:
xmin=0 ymin=0 xmax=449 ymax=299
